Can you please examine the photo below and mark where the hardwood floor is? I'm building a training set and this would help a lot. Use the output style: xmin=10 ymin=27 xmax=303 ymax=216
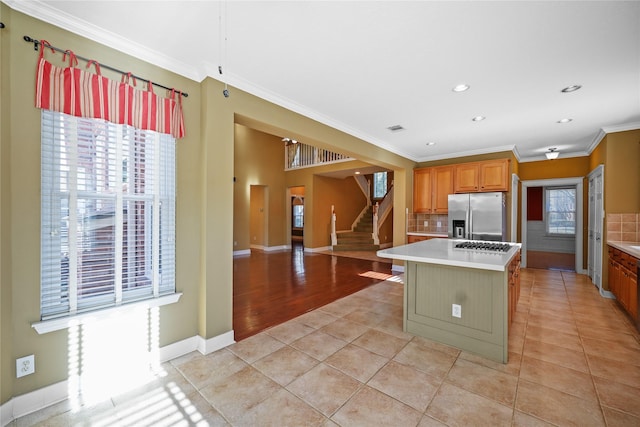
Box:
xmin=527 ymin=250 xmax=575 ymax=271
xmin=233 ymin=243 xmax=393 ymax=341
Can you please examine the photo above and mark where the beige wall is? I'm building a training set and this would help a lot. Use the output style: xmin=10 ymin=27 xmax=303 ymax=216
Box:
xmin=0 ymin=6 xmax=415 ymax=405
xmin=1 ymin=7 xmax=204 ymax=401
xmin=1 ymin=2 xmax=13 ymax=405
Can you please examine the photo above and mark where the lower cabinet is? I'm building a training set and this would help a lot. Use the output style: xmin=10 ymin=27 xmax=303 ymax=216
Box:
xmin=608 ymin=246 xmax=639 ymax=320
xmin=508 ymin=250 xmax=521 ymax=325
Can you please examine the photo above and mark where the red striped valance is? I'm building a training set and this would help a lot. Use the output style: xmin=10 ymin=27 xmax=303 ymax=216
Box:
xmin=35 ymin=41 xmax=185 ymax=139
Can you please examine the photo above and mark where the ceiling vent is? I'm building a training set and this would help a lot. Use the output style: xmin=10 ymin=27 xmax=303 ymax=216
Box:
xmin=387 ymin=125 xmax=405 ymax=132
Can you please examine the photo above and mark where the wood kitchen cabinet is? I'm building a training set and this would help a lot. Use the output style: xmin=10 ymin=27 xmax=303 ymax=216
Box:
xmin=454 ymin=159 xmax=510 ymax=193
xmin=608 ymin=246 xmax=638 ymax=320
xmin=508 ymin=250 xmax=521 ymax=325
xmin=413 ymin=168 xmax=432 ymax=213
xmin=413 ymin=166 xmax=453 ymax=213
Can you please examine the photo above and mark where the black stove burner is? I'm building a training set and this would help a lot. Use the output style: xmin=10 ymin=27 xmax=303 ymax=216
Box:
xmin=455 ymin=241 xmax=512 ymax=253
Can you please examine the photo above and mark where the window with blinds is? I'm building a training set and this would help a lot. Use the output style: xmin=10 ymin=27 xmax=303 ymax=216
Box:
xmin=41 ymin=110 xmax=176 ymax=320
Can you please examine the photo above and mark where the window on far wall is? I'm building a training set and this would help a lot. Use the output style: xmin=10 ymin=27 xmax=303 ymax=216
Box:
xmin=40 ymin=110 xmax=176 ymax=320
xmin=373 ymin=171 xmax=388 ymax=199
xmin=293 ymin=204 xmax=304 ymax=228
xmin=545 ymin=186 xmax=576 ymax=235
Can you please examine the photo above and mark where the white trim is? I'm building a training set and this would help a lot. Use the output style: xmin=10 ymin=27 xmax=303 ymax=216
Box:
xmin=196 ymin=330 xmax=236 ymax=355
xmin=415 ymin=144 xmax=517 ymax=163
xmin=32 ymin=293 xmax=182 ymax=334
xmin=521 ymin=178 xmax=585 ymax=273
xmin=248 ymin=244 xmax=290 ymax=252
xmin=304 ymin=246 xmax=332 ymax=253
xmin=0 ymin=330 xmax=235 ymax=425
xmin=518 ymin=150 xmax=590 ymax=163
xmin=391 ymin=264 xmax=405 ymax=273
xmin=233 ymin=249 xmax=251 ymax=256
xmin=511 ymin=173 xmax=520 ymax=243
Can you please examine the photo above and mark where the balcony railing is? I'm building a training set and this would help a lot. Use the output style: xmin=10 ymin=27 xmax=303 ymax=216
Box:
xmin=285 ymin=142 xmax=352 ymax=170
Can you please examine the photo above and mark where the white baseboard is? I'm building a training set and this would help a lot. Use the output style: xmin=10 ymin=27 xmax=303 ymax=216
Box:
xmin=391 ymin=264 xmax=405 ymax=273
xmin=305 ymin=246 xmax=331 ymax=253
xmin=0 ymin=330 xmax=235 ymax=426
xmin=248 ymin=245 xmax=290 ymax=252
xmin=233 ymin=249 xmax=251 ymax=256
xmin=196 ymin=330 xmax=236 ymax=355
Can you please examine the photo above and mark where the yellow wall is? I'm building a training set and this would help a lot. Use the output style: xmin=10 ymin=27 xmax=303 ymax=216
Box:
xmin=603 ymin=130 xmax=640 ymax=213
xmin=234 ymin=125 xmax=287 ymax=250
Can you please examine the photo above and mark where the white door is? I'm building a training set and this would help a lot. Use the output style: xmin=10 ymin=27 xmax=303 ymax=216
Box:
xmin=588 ymin=165 xmax=604 ymax=290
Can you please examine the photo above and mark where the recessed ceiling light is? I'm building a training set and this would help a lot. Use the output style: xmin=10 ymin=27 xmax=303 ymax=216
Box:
xmin=557 ymin=118 xmax=573 ymax=123
xmin=355 ymin=171 xmax=361 ymax=175
xmin=472 ymin=116 xmax=485 ymax=122
xmin=452 ymin=84 xmax=470 ymax=92
xmin=426 ymin=142 xmax=436 ymax=146
xmin=387 ymin=125 xmax=405 ymax=132
xmin=561 ymin=85 xmax=582 ymax=93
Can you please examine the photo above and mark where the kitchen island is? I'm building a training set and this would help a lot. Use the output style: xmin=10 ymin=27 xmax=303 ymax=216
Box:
xmin=377 ymin=238 xmax=521 ymax=363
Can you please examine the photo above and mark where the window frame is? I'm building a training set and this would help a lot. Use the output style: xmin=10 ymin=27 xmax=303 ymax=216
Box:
xmin=37 ymin=111 xmax=179 ymax=333
xmin=372 ymin=171 xmax=388 ymax=200
xmin=544 ymin=186 xmax=577 ymax=237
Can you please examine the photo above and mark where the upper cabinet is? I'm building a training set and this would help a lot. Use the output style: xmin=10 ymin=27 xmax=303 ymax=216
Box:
xmin=414 ymin=159 xmax=510 ymax=213
xmin=413 ymin=165 xmax=454 ymax=213
xmin=432 ymin=166 xmax=454 ymax=213
xmin=413 ymin=168 xmax=432 ymax=213
xmin=454 ymin=159 xmax=510 ymax=193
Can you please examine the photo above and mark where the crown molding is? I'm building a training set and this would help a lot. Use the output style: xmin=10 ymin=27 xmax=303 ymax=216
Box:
xmin=518 ymin=150 xmax=590 ymax=163
xmin=6 ymin=0 xmax=201 ymax=82
xmin=586 ymin=122 xmax=640 ymax=155
xmin=415 ymin=145 xmax=518 ymax=163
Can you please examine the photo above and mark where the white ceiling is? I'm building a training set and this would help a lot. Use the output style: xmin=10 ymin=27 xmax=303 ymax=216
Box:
xmin=9 ymin=1 xmax=640 ymax=163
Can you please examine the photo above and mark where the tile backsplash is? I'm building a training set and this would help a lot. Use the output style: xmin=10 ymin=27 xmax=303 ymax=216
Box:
xmin=607 ymin=213 xmax=640 ymax=242
xmin=407 ymin=213 xmax=448 ymax=234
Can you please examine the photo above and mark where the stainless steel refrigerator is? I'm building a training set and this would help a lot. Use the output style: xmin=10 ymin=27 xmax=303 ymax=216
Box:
xmin=448 ymin=192 xmax=506 ymax=241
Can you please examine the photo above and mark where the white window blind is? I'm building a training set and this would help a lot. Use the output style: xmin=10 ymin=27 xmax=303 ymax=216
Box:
xmin=41 ymin=110 xmax=176 ymax=320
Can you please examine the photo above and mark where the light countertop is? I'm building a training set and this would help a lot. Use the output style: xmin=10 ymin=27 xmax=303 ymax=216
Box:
xmin=377 ymin=238 xmax=521 ymax=272
xmin=608 ymin=241 xmax=640 ymax=259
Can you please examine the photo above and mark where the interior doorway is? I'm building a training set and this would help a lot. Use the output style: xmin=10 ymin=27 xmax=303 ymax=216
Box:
xmin=288 ymin=186 xmax=305 ymax=246
xmin=521 ymin=178 xmax=584 ymax=273
xmin=249 ymin=185 xmax=269 ymax=250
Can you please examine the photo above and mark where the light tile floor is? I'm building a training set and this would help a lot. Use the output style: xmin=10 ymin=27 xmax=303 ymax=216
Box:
xmin=11 ymin=269 xmax=640 ymax=426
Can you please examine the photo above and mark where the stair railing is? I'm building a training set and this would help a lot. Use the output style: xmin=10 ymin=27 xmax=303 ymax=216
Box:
xmin=353 ymin=174 xmax=371 ymax=206
xmin=372 ymin=184 xmax=394 ymax=244
xmin=351 ymin=204 xmax=370 ymax=231
xmin=372 ymin=203 xmax=380 ymax=244
xmin=330 ymin=205 xmax=337 ymax=246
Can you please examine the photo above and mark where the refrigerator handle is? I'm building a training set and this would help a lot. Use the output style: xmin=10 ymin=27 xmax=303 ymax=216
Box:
xmin=466 ymin=208 xmax=471 ymax=239
xmin=468 ymin=208 xmax=473 ymax=240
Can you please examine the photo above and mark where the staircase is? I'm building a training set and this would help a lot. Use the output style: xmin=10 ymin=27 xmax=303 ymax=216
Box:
xmin=333 ymin=205 xmax=380 ymax=251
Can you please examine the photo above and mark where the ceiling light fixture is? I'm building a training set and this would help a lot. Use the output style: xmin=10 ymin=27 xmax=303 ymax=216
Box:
xmin=282 ymin=138 xmax=298 ymax=144
xmin=561 ymin=85 xmax=582 ymax=93
xmin=387 ymin=125 xmax=405 ymax=132
xmin=452 ymin=84 xmax=470 ymax=92
xmin=545 ymin=148 xmax=559 ymax=160
xmin=426 ymin=142 xmax=436 ymax=146
xmin=472 ymin=116 xmax=485 ymax=122
xmin=557 ymin=118 xmax=573 ymax=124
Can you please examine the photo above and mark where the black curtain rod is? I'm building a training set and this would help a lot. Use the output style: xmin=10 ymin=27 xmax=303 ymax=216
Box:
xmin=23 ymin=35 xmax=188 ymax=98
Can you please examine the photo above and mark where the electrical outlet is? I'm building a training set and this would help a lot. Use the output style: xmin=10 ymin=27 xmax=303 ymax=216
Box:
xmin=16 ymin=355 xmax=35 ymax=378
xmin=452 ymin=304 xmax=462 ymax=318
xmin=423 ymin=220 xmax=428 ymax=227
xmin=437 ymin=221 xmax=442 ymax=227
